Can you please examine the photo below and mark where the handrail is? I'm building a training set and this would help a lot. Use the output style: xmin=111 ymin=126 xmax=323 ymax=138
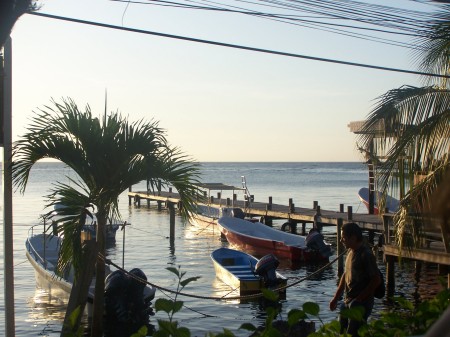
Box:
xmin=26 ymin=222 xmax=57 ymax=269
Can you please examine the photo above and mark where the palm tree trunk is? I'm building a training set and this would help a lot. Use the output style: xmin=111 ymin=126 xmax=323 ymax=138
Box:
xmin=91 ymin=217 xmax=106 ymax=337
xmin=61 ymin=240 xmax=97 ymax=336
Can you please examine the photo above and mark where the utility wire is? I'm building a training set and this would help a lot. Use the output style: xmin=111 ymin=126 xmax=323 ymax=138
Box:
xmin=113 ymin=0 xmax=438 ymax=36
xmin=112 ymin=0 xmax=425 ymax=50
xmin=27 ymin=11 xmax=450 ymax=78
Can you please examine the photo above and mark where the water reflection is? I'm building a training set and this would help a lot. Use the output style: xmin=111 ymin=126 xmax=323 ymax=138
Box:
xmin=29 ymin=289 xmax=66 ymax=323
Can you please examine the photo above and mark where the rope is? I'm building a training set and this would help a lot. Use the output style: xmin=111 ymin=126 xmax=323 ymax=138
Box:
xmin=99 ymin=248 xmax=348 ymax=301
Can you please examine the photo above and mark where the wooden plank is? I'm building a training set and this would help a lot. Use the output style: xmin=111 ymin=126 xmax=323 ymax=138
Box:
xmin=384 ymin=244 xmax=450 ymax=265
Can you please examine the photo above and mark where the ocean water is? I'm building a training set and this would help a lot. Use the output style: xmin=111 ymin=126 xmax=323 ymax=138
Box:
xmin=0 ymin=162 xmax=442 ymax=336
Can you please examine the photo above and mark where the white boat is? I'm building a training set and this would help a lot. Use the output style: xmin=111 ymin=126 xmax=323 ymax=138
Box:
xmin=189 ymin=205 xmax=244 ymax=231
xmin=189 ymin=178 xmax=254 ymax=231
xmin=51 ymin=204 xmax=121 ymax=243
xmin=358 ymin=187 xmax=400 ymax=214
xmin=217 ymin=217 xmax=332 ymax=263
xmin=26 ymin=224 xmax=156 ymax=325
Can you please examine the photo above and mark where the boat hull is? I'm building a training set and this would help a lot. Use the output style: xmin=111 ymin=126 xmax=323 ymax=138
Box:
xmin=211 ymin=247 xmax=287 ymax=295
xmin=188 ymin=206 xmax=240 ymax=232
xmin=26 ymin=228 xmax=156 ymax=319
xmin=218 ymin=217 xmax=329 ymax=263
xmin=26 ymin=233 xmax=95 ymax=315
xmin=358 ymin=187 xmax=400 ymax=214
xmin=188 ymin=211 xmax=219 ymax=231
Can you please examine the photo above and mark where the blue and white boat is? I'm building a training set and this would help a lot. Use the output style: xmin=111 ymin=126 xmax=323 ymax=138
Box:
xmin=211 ymin=247 xmax=287 ymax=295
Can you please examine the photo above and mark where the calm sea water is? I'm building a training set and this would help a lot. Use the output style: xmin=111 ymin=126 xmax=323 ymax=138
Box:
xmin=0 ymin=162 xmax=442 ymax=336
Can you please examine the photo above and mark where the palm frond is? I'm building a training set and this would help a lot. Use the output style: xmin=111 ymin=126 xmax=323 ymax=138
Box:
xmin=413 ymin=5 xmax=450 ymax=85
xmin=44 ymin=182 xmax=93 ymax=278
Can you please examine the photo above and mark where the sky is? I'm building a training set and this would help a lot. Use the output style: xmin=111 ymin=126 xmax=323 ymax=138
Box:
xmin=6 ymin=0 xmax=439 ymax=162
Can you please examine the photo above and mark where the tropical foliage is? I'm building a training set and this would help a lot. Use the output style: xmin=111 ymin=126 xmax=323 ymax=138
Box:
xmin=150 ymin=266 xmax=450 ymax=337
xmin=357 ymin=4 xmax=450 ymax=251
xmin=11 ymin=97 xmax=202 ymax=336
xmin=0 ymin=0 xmax=38 ymax=49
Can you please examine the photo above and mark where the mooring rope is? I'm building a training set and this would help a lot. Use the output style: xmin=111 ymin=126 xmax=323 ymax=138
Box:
xmin=99 ymin=249 xmax=348 ymax=301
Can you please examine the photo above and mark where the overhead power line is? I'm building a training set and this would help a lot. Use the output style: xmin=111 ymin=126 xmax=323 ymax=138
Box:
xmin=28 ymin=11 xmax=450 ymax=78
xmin=111 ymin=0 xmax=440 ymax=49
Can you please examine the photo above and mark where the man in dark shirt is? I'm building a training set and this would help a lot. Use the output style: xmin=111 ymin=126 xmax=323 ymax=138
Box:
xmin=329 ymin=222 xmax=381 ymax=337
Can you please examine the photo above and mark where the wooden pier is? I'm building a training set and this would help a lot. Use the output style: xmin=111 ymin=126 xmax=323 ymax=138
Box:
xmin=128 ymin=186 xmax=450 ymax=295
xmin=127 ymin=189 xmax=383 ymax=232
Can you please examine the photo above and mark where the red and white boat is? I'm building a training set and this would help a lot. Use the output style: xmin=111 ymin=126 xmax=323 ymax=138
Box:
xmin=217 ymin=217 xmax=332 ymax=263
xmin=358 ymin=187 xmax=400 ymax=214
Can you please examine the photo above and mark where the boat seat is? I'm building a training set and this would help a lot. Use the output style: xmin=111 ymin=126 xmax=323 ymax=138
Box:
xmin=233 ymin=272 xmax=259 ymax=278
xmin=226 ymin=266 xmax=251 ymax=271
xmin=238 ymin=276 xmax=260 ymax=280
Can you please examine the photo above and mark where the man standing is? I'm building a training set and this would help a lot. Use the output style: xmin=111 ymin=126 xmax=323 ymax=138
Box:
xmin=329 ymin=222 xmax=381 ymax=337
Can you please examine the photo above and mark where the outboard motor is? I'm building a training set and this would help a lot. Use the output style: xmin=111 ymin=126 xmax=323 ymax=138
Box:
xmin=231 ymin=208 xmax=245 ymax=219
xmin=128 ymin=268 xmax=155 ymax=321
xmin=306 ymin=229 xmax=332 ymax=258
xmin=255 ymin=254 xmax=280 ymax=287
xmin=104 ymin=270 xmax=130 ymax=323
xmin=104 ymin=269 xmax=154 ymax=337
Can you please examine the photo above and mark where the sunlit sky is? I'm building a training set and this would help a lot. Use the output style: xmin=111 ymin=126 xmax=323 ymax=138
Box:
xmin=7 ymin=0 xmax=437 ymax=162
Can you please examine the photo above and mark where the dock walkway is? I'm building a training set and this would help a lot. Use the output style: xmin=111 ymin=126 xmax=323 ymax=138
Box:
xmin=127 ymin=189 xmax=383 ymax=232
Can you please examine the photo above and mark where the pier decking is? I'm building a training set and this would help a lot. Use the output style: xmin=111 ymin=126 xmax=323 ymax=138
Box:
xmin=127 ymin=189 xmax=383 ymax=232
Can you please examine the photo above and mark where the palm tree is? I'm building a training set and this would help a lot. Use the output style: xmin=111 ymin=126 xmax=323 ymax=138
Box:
xmin=1 ymin=0 xmax=37 ymax=49
xmin=357 ymin=5 xmax=450 ymax=252
xmin=12 ymin=98 xmax=202 ymax=336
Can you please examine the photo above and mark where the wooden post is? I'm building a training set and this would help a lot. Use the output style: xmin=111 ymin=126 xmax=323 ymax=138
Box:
xmin=168 ymin=203 xmax=175 ymax=242
xmin=135 ymin=195 xmax=141 ymax=208
xmin=314 ymin=206 xmax=322 ymax=231
xmin=266 ymin=203 xmax=272 ymax=211
xmin=316 ymin=205 xmax=321 ymax=215
xmin=368 ymin=230 xmax=375 ymax=244
xmin=289 ymin=203 xmax=295 ymax=213
xmin=340 ymin=204 xmax=344 ymax=213
xmin=269 ymin=196 xmax=272 ymax=205
xmin=289 ymin=198 xmax=293 ymax=208
xmin=368 ymin=159 xmax=375 ymax=214
xmin=414 ymin=261 xmax=422 ymax=284
xmin=347 ymin=206 xmax=353 ymax=221
xmin=337 ymin=218 xmax=344 ymax=277
xmin=291 ymin=222 xmax=298 ymax=234
xmin=313 ymin=201 xmax=318 ymax=210
xmin=383 ymin=214 xmax=390 ymax=244
xmin=386 ymin=255 xmax=395 ymax=299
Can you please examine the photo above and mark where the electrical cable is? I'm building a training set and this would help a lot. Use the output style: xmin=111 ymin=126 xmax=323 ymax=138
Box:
xmin=99 ymin=248 xmax=348 ymax=301
xmin=27 ymin=11 xmax=450 ymax=78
